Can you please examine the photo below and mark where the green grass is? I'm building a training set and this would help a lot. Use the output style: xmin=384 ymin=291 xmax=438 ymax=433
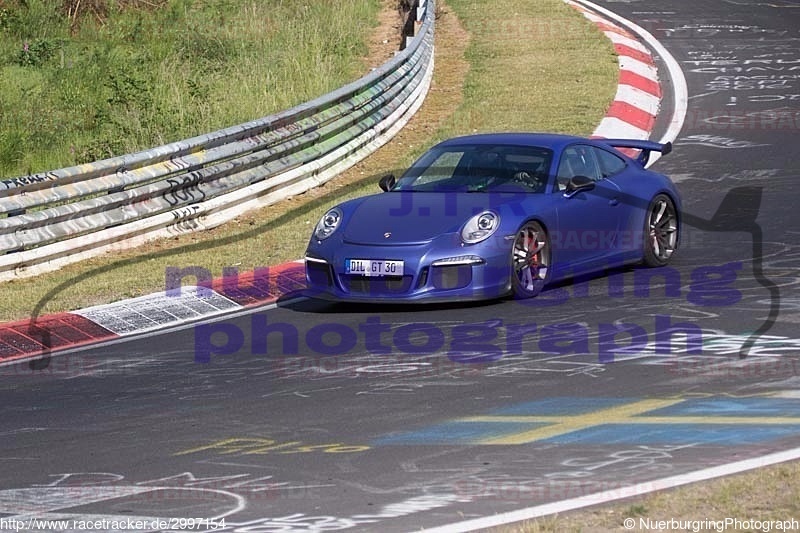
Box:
xmin=439 ymin=0 xmax=616 ymax=137
xmin=0 ymin=0 xmax=617 ymax=320
xmin=0 ymin=0 xmax=380 ymax=175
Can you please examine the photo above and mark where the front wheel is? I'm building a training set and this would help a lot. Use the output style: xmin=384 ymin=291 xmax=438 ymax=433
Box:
xmin=643 ymin=194 xmax=679 ymax=267
xmin=511 ymin=221 xmax=550 ymax=298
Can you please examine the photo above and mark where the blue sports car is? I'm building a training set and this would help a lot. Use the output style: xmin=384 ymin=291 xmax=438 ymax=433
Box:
xmin=304 ymin=133 xmax=679 ymax=302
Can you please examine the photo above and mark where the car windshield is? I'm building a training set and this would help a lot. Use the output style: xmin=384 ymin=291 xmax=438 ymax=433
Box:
xmin=393 ymin=144 xmax=553 ymax=193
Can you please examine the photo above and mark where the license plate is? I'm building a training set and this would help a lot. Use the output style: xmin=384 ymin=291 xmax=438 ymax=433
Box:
xmin=345 ymin=259 xmax=404 ymax=277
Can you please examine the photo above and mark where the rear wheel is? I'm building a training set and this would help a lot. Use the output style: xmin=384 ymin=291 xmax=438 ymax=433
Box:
xmin=511 ymin=221 xmax=550 ymax=298
xmin=643 ymin=194 xmax=678 ymax=267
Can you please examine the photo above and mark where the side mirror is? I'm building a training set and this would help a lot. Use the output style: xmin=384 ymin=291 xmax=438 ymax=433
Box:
xmin=564 ymin=175 xmax=595 ymax=197
xmin=379 ymin=174 xmax=396 ymax=192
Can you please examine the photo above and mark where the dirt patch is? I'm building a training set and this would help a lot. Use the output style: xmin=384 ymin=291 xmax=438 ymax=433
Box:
xmin=363 ymin=0 xmax=407 ymax=68
xmin=60 ymin=0 xmax=167 ymax=32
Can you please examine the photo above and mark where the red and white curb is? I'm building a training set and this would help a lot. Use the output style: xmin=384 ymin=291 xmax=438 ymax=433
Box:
xmin=567 ymin=0 xmax=661 ymax=144
xmin=0 ymin=2 xmax=683 ymax=366
xmin=0 ymin=261 xmax=306 ymax=365
xmin=571 ymin=0 xmax=688 ymax=167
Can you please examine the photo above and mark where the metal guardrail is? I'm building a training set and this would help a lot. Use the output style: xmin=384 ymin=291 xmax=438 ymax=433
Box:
xmin=0 ymin=0 xmax=435 ymax=281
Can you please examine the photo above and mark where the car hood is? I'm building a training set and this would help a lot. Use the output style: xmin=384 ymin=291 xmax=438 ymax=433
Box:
xmin=342 ymin=192 xmax=504 ymax=245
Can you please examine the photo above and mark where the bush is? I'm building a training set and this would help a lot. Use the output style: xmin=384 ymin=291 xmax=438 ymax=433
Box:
xmin=14 ymin=38 xmax=59 ymax=67
xmin=0 ymin=129 xmax=27 ymax=173
xmin=0 ymin=8 xmax=15 ymax=29
xmin=75 ymin=137 xmax=126 ymax=164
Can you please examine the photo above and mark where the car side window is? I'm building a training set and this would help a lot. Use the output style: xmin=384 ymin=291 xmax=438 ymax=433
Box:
xmin=555 ymin=145 xmax=602 ymax=191
xmin=594 ymin=147 xmax=627 ymax=178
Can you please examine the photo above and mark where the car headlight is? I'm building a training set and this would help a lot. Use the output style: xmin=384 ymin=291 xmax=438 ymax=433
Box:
xmin=314 ymin=207 xmax=343 ymax=240
xmin=461 ymin=210 xmax=500 ymax=244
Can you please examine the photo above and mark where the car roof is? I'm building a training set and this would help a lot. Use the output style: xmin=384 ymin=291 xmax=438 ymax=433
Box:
xmin=434 ymin=132 xmax=588 ymax=151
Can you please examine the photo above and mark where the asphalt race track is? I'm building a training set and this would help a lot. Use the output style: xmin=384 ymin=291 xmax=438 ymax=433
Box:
xmin=2 ymin=1 xmax=800 ymax=531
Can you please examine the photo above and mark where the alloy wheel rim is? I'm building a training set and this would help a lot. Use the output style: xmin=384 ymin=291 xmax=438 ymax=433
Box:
xmin=649 ymin=199 xmax=678 ymax=260
xmin=514 ymin=225 xmax=548 ymax=291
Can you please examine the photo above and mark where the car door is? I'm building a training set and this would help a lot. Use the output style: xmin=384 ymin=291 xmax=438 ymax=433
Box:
xmin=596 ymin=145 xmax=653 ymax=263
xmin=553 ymin=144 xmax=622 ymax=275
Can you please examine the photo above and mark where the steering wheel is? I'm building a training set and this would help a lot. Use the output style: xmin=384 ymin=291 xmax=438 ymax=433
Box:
xmin=511 ymin=171 xmax=544 ymax=192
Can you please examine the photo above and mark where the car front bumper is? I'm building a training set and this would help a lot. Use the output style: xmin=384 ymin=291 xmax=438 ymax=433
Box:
xmin=304 ymin=235 xmax=512 ymax=303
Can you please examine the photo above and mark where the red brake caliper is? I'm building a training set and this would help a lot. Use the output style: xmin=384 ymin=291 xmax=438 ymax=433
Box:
xmin=529 ymin=231 xmax=538 ymax=270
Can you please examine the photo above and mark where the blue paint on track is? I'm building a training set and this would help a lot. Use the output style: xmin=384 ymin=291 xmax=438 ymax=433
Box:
xmin=542 ymin=423 xmax=800 ymax=445
xmin=371 ymin=397 xmax=800 ymax=447
xmin=642 ymin=398 xmax=800 ymax=417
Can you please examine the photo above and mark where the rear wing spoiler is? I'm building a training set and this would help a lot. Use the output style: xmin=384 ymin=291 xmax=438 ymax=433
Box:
xmin=599 ymin=139 xmax=672 ymax=167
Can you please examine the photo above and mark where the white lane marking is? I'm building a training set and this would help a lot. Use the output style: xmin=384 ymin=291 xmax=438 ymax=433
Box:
xmin=425 ymin=446 xmax=800 ymax=533
xmin=579 ymin=9 xmax=629 ymax=32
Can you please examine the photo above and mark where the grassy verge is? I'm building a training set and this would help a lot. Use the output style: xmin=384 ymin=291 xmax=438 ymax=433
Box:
xmin=498 ymin=459 xmax=800 ymax=532
xmin=1 ymin=0 xmax=617 ymax=320
xmin=0 ymin=0 xmax=380 ymax=175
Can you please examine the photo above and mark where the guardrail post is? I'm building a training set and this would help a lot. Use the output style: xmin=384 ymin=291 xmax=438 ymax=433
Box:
xmin=400 ymin=0 xmax=420 ymax=50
